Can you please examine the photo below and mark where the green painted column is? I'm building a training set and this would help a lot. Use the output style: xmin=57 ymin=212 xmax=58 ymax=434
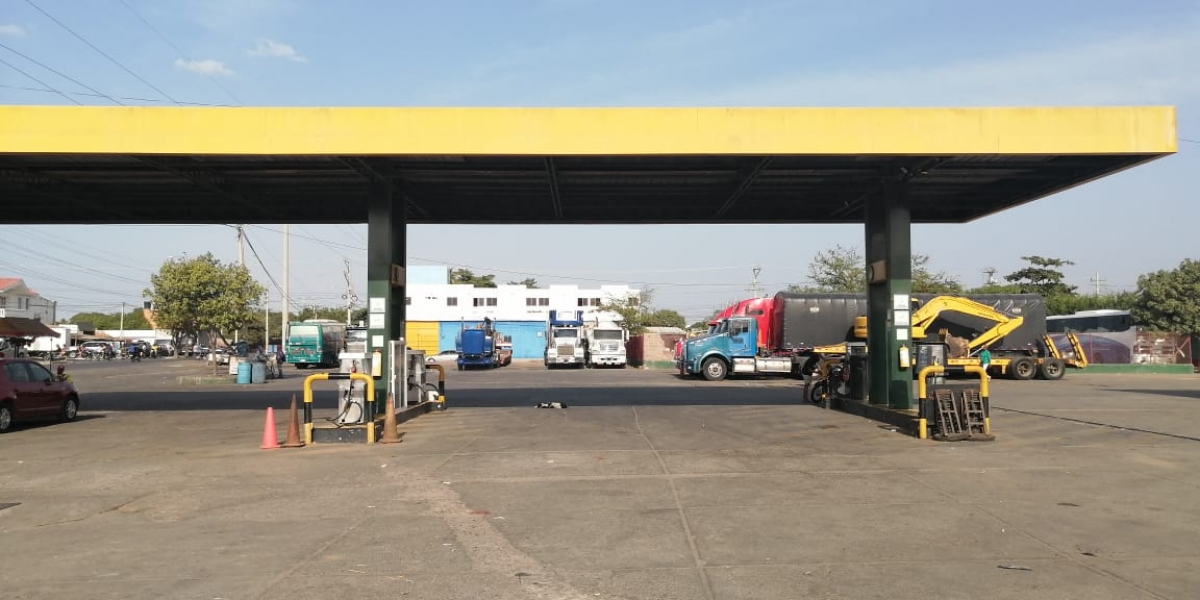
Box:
xmin=864 ymin=177 xmax=914 ymax=410
xmin=366 ymin=182 xmax=406 ymax=407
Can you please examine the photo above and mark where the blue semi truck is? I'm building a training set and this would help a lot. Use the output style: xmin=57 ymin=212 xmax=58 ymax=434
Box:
xmin=678 ymin=316 xmax=801 ymax=381
xmin=456 ymin=321 xmax=498 ymax=370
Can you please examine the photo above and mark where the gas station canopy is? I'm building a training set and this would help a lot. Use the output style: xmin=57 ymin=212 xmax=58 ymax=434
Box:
xmin=0 ymin=106 xmax=1176 ymax=225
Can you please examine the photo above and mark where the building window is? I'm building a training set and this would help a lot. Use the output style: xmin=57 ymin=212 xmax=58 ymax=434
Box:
xmin=0 ymin=297 xmax=6 ymax=308
xmin=474 ymin=297 xmax=498 ymax=307
xmin=538 ymin=298 xmax=549 ymax=306
xmin=590 ymin=298 xmax=602 ymax=307
xmin=577 ymin=298 xmax=586 ymax=307
xmin=526 ymin=298 xmax=537 ymax=307
xmin=487 ymin=297 xmax=497 ymax=307
xmin=447 ymin=297 xmax=458 ymax=307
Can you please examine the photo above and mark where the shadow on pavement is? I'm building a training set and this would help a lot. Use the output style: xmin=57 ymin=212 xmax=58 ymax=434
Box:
xmin=1111 ymin=388 xmax=1200 ymax=400
xmin=78 ymin=385 xmax=807 ymax=411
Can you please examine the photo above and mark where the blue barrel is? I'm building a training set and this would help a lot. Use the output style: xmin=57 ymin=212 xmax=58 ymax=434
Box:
xmin=236 ymin=361 xmax=253 ymax=384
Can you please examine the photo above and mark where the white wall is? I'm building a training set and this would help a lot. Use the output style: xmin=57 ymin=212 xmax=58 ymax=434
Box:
xmin=406 ymin=283 xmax=635 ymax=323
xmin=0 ymin=292 xmax=56 ymax=323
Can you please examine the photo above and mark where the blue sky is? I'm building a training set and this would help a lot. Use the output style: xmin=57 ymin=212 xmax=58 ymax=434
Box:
xmin=1 ymin=0 xmax=1198 ymax=322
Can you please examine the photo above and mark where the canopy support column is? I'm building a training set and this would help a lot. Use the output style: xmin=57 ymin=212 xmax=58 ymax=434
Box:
xmin=864 ymin=173 xmax=914 ymax=410
xmin=367 ymin=182 xmax=406 ymax=402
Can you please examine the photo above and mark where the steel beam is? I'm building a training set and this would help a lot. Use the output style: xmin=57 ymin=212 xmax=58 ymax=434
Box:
xmin=713 ymin=157 xmax=772 ymax=218
xmin=545 ymin=158 xmax=563 ymax=219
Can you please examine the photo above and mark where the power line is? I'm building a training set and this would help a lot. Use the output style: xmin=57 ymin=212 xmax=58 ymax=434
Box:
xmin=241 ymin=229 xmax=301 ymax=311
xmin=23 ymin=0 xmax=181 ymax=105
xmin=0 ymin=41 xmax=123 ymax=104
xmin=1182 ymin=138 xmax=1199 ymax=144
xmin=0 ymin=83 xmax=234 ymax=106
xmin=0 ymin=54 xmax=81 ymax=105
xmin=115 ymin=0 xmax=243 ymax=106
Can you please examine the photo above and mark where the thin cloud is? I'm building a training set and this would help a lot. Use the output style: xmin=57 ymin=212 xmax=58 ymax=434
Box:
xmin=248 ymin=39 xmax=306 ymax=63
xmin=174 ymin=58 xmax=234 ymax=76
xmin=0 ymin=24 xmax=26 ymax=36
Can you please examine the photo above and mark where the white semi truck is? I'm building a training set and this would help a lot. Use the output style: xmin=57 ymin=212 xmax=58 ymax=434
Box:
xmin=545 ymin=310 xmax=586 ymax=368
xmin=584 ymin=320 xmax=628 ymax=368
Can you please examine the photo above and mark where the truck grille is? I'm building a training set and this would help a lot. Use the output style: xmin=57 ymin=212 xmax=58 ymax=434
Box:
xmin=557 ymin=344 xmax=576 ymax=356
xmin=598 ymin=342 xmax=619 ymax=352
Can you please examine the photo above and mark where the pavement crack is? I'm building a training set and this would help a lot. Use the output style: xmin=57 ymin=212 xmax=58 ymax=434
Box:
xmin=632 ymin=405 xmax=717 ymax=600
xmin=34 ymin=495 xmax=150 ymax=528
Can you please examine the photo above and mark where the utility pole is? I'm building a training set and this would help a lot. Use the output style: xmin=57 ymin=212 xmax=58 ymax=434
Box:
xmin=982 ymin=267 xmax=998 ymax=286
xmin=1090 ymin=272 xmax=1106 ymax=296
xmin=236 ymin=224 xmax=245 ymax=267
xmin=264 ymin=291 xmax=270 ymax=351
xmin=282 ymin=224 xmax=290 ymax=345
xmin=119 ymin=301 xmax=125 ymax=347
xmin=342 ymin=257 xmax=358 ymax=326
xmin=234 ymin=225 xmax=246 ymax=344
xmin=747 ymin=265 xmax=764 ymax=298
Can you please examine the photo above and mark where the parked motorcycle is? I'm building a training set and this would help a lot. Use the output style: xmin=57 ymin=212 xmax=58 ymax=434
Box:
xmin=808 ymin=358 xmax=850 ymax=407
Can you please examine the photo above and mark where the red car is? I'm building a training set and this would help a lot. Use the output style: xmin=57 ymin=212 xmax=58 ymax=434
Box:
xmin=0 ymin=359 xmax=81 ymax=433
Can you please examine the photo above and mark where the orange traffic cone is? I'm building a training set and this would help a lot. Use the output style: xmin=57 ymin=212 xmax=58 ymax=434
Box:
xmin=260 ymin=406 xmax=279 ymax=449
xmin=282 ymin=394 xmax=304 ymax=448
xmin=380 ymin=394 xmax=401 ymax=444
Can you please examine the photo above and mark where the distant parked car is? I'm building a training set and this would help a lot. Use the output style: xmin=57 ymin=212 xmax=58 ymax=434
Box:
xmin=426 ymin=350 xmax=460 ymax=365
xmin=0 ymin=359 xmax=81 ymax=433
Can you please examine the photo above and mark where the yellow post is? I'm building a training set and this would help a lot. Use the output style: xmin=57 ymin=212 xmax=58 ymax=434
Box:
xmin=426 ymin=364 xmax=447 ymax=407
xmin=302 ymin=372 xmax=330 ymax=445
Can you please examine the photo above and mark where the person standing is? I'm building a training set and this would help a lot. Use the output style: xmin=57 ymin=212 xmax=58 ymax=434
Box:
xmin=979 ymin=346 xmax=992 ymax=379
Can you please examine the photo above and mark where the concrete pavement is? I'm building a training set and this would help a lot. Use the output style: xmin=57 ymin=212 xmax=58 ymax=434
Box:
xmin=1 ymin=365 xmax=1197 ymax=599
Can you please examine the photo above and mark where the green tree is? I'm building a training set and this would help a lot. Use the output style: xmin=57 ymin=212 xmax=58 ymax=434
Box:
xmin=1005 ymin=256 xmax=1077 ymax=296
xmin=450 ymin=268 xmax=497 ymax=288
xmin=598 ymin=289 xmax=687 ymax=334
xmin=787 ymin=246 xmax=961 ymax=294
xmin=507 ymin=278 xmax=540 ymax=288
xmin=68 ymin=309 xmax=151 ymax=331
xmin=144 ymin=253 xmax=266 ymax=356
xmin=1132 ymin=259 xmax=1200 ymax=333
xmin=911 ymin=254 xmax=963 ymax=294
xmin=647 ymin=309 xmax=687 ymax=329
xmin=295 ymin=305 xmax=346 ymax=322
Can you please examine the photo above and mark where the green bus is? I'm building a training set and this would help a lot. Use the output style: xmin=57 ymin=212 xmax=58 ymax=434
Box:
xmin=286 ymin=320 xmax=347 ymax=368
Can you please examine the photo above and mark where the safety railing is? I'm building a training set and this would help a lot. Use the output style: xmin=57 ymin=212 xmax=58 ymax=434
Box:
xmin=302 ymin=372 xmax=376 ymax=444
xmin=916 ymin=364 xmax=989 ymax=440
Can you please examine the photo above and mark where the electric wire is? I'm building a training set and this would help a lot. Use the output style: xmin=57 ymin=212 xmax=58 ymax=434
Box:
xmin=0 ymin=54 xmax=81 ymax=104
xmin=23 ymin=0 xmax=181 ymax=105
xmin=0 ymin=41 xmax=124 ymax=104
xmin=114 ymin=0 xmax=243 ymax=106
xmin=0 ymin=83 xmax=234 ymax=106
xmin=241 ymin=229 xmax=302 ymax=312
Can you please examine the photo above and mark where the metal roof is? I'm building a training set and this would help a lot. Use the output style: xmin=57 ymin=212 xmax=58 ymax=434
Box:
xmin=0 ymin=106 xmax=1176 ymax=225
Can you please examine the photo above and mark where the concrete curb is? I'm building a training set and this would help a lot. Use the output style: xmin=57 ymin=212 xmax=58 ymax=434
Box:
xmin=177 ymin=375 xmax=235 ymax=385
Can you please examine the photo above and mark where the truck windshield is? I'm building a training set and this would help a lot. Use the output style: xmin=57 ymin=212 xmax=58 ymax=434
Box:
xmin=593 ymin=330 xmax=623 ymax=340
xmin=554 ymin=329 xmax=578 ymax=339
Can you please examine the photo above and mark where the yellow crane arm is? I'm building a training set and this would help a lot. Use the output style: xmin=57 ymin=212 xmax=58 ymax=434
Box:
xmin=909 ymin=296 xmax=1024 ymax=352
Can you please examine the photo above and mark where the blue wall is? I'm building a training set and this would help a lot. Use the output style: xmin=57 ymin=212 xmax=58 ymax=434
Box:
xmin=496 ymin=321 xmax=546 ymax=359
xmin=438 ymin=320 xmax=545 ymax=359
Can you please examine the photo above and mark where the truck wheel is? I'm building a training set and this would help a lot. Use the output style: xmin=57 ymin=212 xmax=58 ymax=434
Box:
xmin=1011 ymin=357 xmax=1036 ymax=380
xmin=1038 ymin=358 xmax=1066 ymax=380
xmin=701 ymin=357 xmax=728 ymax=381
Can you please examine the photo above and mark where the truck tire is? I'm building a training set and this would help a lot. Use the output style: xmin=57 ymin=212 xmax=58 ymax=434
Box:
xmin=1038 ymin=358 xmax=1066 ymax=380
xmin=1010 ymin=357 xmax=1036 ymax=380
xmin=701 ymin=357 xmax=728 ymax=381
